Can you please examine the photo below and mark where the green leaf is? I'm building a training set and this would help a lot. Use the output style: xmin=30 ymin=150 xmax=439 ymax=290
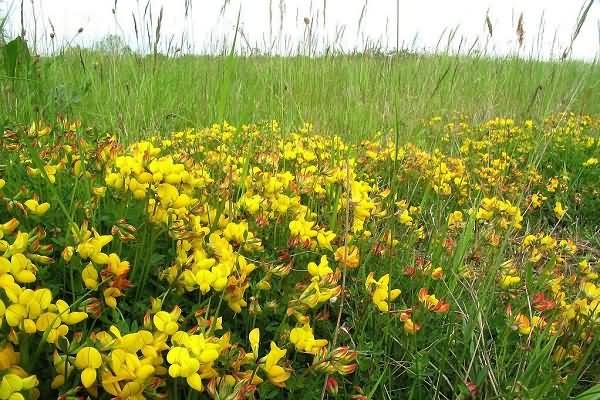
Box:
xmin=2 ymin=36 xmax=32 ymax=78
xmin=574 ymin=385 xmax=600 ymax=400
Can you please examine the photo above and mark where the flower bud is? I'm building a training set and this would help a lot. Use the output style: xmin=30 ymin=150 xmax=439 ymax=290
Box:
xmin=331 ymin=346 xmax=358 ymax=364
xmin=83 ymin=298 xmax=103 ymax=319
xmin=28 ymin=254 xmax=54 ymax=265
xmin=62 ymin=246 xmax=74 ymax=262
xmin=326 ymin=376 xmax=339 ymax=395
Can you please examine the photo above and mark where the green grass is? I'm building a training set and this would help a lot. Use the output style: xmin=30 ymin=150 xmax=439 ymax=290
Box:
xmin=2 ymin=49 xmax=600 ymax=140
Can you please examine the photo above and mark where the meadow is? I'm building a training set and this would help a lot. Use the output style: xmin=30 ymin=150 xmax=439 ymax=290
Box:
xmin=1 ymin=11 xmax=600 ymax=400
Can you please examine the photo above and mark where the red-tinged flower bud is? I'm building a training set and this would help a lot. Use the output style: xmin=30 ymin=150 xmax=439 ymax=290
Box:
xmin=404 ymin=266 xmax=416 ymax=277
xmin=465 ymin=381 xmax=478 ymax=397
xmin=111 ymin=225 xmax=120 ymax=236
xmin=10 ymin=201 xmax=27 ymax=215
xmin=206 ymin=378 xmax=218 ymax=398
xmin=143 ymin=311 xmax=153 ymax=330
xmin=256 ymin=214 xmax=269 ymax=227
xmin=287 ymin=237 xmax=298 ymax=248
xmin=326 ymin=376 xmax=339 ymax=395
xmin=72 ymin=331 xmax=83 ymax=343
xmin=37 ymin=243 xmax=54 ymax=255
xmin=34 ymin=226 xmax=47 ymax=240
xmin=331 ymin=346 xmax=358 ymax=363
xmin=28 ymin=240 xmax=41 ymax=252
xmin=83 ymin=298 xmax=103 ymax=319
xmin=336 ymin=362 xmax=358 ymax=375
xmin=271 ymin=262 xmax=292 ymax=277
xmin=371 ymin=241 xmax=384 ymax=256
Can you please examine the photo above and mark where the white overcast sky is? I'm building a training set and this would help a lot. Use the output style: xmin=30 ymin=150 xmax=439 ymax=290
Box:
xmin=4 ymin=0 xmax=600 ymax=60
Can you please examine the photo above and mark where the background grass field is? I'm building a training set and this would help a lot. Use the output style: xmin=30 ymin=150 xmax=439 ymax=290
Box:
xmin=2 ymin=51 xmax=600 ymax=141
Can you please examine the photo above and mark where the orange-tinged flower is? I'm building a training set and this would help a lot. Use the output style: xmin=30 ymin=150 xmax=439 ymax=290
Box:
xmin=431 ymin=267 xmax=444 ymax=280
xmin=334 ymin=245 xmax=360 ymax=268
xmin=403 ymin=318 xmax=421 ymax=334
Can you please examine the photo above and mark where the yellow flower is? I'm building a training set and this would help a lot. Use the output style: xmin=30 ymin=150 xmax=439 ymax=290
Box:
xmin=334 ymin=245 xmax=360 ymax=269
xmin=55 ymin=299 xmax=88 ymax=325
xmin=103 ymin=288 xmax=123 ymax=309
xmin=5 ymin=288 xmax=52 ymax=330
xmin=107 ymin=253 xmax=130 ymax=277
xmin=43 ymin=164 xmax=58 ymax=184
xmin=249 ymin=328 xmax=260 ymax=359
xmin=582 ymin=282 xmax=600 ymax=300
xmin=23 ymin=199 xmax=50 ymax=216
xmin=239 ymin=193 xmax=262 ymax=215
xmin=0 ymin=344 xmax=19 ymax=369
xmin=530 ymin=193 xmax=546 ymax=208
xmin=100 ymin=348 xmax=155 ymax=397
xmin=431 ymin=267 xmax=444 ymax=280
xmin=289 ymin=215 xmax=318 ymax=242
xmin=195 ymin=269 xmax=216 ymax=294
xmin=500 ymin=275 xmax=521 ymax=288
xmin=447 ymin=211 xmax=464 ymax=229
xmin=403 ymin=318 xmax=420 ymax=335
xmin=398 ymin=209 xmax=413 ymax=226
xmin=75 ymin=347 xmax=103 ymax=388
xmin=82 ymin=264 xmax=99 ymax=289
xmin=583 ymin=157 xmax=598 ymax=167
xmin=0 ymin=179 xmax=5 ymax=190
xmin=77 ymin=230 xmax=113 ymax=264
xmin=153 ymin=307 xmax=181 ymax=335
xmin=260 ymin=342 xmax=290 ymax=387
xmin=156 ymin=183 xmax=179 ymax=207
xmin=0 ymin=374 xmax=38 ymax=400
xmin=36 ymin=312 xmax=68 ymax=344
xmin=553 ymin=201 xmax=567 ymax=219
xmin=166 ymin=347 xmax=202 ymax=390
xmin=92 ymin=186 xmax=107 ymax=197
xmin=513 ymin=314 xmax=546 ymax=335
xmin=62 ymin=246 xmax=74 ymax=262
xmin=4 ymin=254 xmax=36 ymax=283
xmin=289 ymin=322 xmax=328 ymax=354
xmin=316 ymin=229 xmax=336 ymax=251
xmin=307 ymin=255 xmax=333 ymax=279
xmin=365 ymin=273 xmax=401 ymax=312
xmin=8 ymin=232 xmax=29 ymax=255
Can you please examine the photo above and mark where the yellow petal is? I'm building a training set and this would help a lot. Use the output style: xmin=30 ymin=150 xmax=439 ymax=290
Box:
xmin=81 ymin=367 xmax=97 ymax=388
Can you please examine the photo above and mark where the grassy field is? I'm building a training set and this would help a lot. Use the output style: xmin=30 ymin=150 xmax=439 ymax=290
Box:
xmin=1 ymin=15 xmax=600 ymax=400
xmin=3 ymin=48 xmax=600 ymax=139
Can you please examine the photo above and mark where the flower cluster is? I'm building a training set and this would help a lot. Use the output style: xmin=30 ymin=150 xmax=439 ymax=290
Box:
xmin=0 ymin=113 xmax=598 ymax=399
